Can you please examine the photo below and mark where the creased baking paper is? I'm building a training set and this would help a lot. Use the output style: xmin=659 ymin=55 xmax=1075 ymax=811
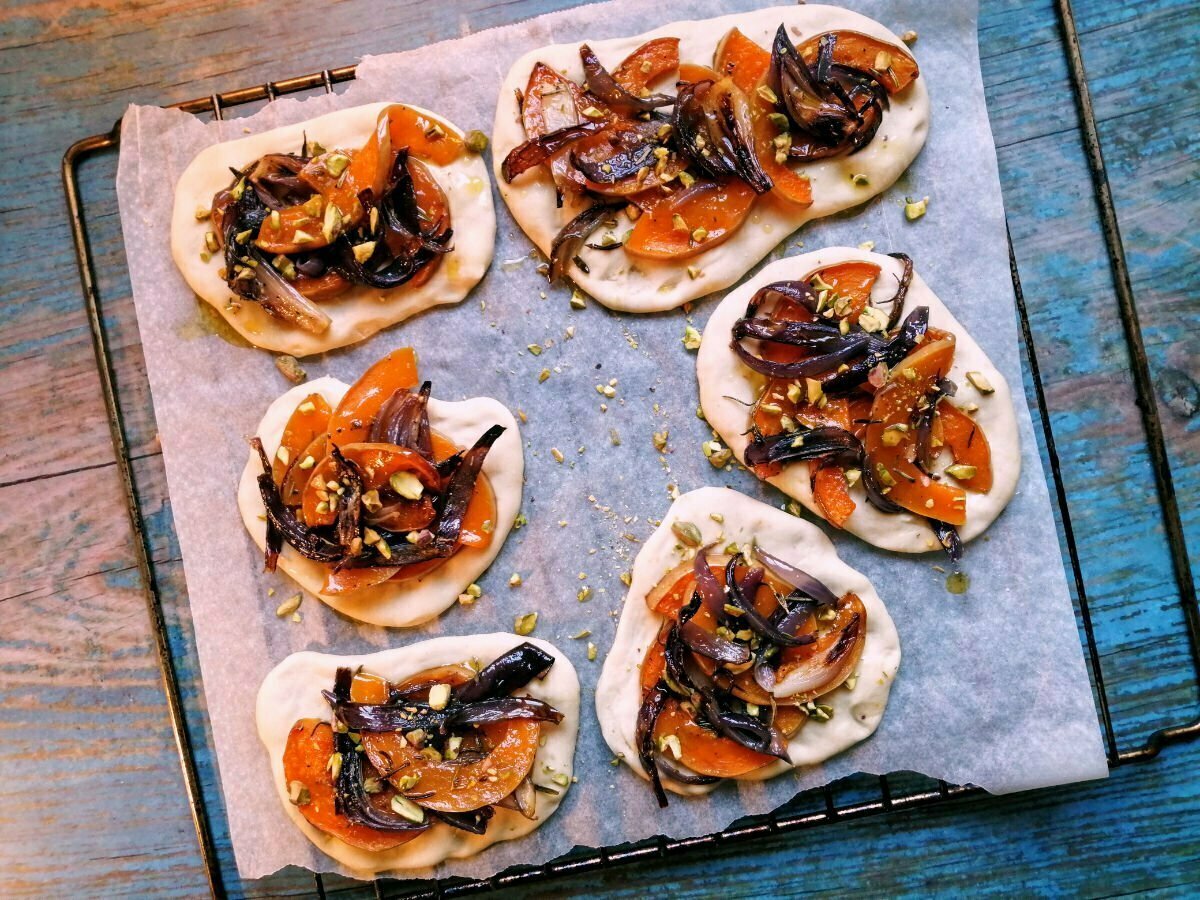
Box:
xmin=115 ymin=0 xmax=1108 ymax=883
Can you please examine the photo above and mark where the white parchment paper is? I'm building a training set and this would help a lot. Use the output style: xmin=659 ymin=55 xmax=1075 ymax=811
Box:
xmin=115 ymin=0 xmax=1109 ymax=883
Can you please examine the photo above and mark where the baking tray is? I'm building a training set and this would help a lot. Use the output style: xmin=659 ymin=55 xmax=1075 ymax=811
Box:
xmin=60 ymin=1 xmax=1199 ymax=895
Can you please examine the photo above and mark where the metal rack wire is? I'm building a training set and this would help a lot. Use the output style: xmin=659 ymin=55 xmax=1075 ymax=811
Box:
xmin=60 ymin=1 xmax=1198 ymax=896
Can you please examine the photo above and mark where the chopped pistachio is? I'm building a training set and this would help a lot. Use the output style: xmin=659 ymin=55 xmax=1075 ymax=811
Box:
xmin=514 ymin=611 xmax=537 ymax=634
xmin=767 ymin=112 xmax=791 ymax=131
xmin=390 ymin=471 xmax=423 ymax=500
xmin=274 ymin=354 xmax=307 ymax=385
xmin=805 ymin=702 xmax=835 ymax=723
xmin=874 ymin=50 xmax=894 ymax=70
xmin=271 ymin=254 xmax=297 ymax=280
xmin=463 ymin=129 xmax=489 ymax=153
xmin=275 ymin=593 xmax=303 ymax=618
xmin=703 ymin=440 xmax=732 ymax=468
xmin=678 ymin=170 xmax=696 ymax=188
xmin=850 ymin=173 xmax=870 ymax=186
xmin=509 ymin=572 xmax=523 ymax=588
xmin=390 ymin=795 xmax=426 ymax=823
xmin=361 ymin=489 xmax=382 ymax=513
xmin=587 ymin=642 xmax=598 ymax=661
xmin=756 ymin=83 xmax=779 ymax=105
xmin=375 ymin=538 xmax=392 ymax=560
xmin=687 ymin=264 xmax=702 ymax=280
xmin=572 ymin=629 xmax=592 ymax=640
xmin=352 ymin=241 xmax=377 ymax=264
xmin=302 ymin=194 xmax=324 ymax=217
xmin=946 ymin=463 xmax=978 ymax=481
xmin=875 ymin=463 xmax=896 ymax=488
xmin=652 ymin=430 xmax=669 ymax=452
xmin=326 ymin=752 xmax=343 ymax=780
xmin=682 ymin=325 xmax=702 ymax=351
xmin=275 ymin=446 xmax=291 ymax=466
xmin=551 ymin=772 xmax=571 ymax=787
xmin=427 ymin=683 xmax=451 ymax=710
xmin=551 ymin=447 xmax=565 ymax=463
xmin=291 ymin=229 xmax=315 ymax=244
xmin=691 ymin=226 xmax=709 ymax=243
xmin=901 ymin=29 xmax=918 ymax=44
xmin=321 ymin=202 xmax=343 ymax=243
xmin=582 ymin=105 xmax=605 ymax=118
xmin=844 ymin=467 xmax=862 ymax=488
xmin=672 ymin=520 xmax=703 ymax=547
xmin=671 ymin=213 xmax=690 ymax=233
xmin=229 ymin=177 xmax=245 ymax=200
xmin=324 ymin=153 xmax=351 ymax=177
xmin=759 ymin=401 xmax=782 ymax=416
xmin=538 ymin=368 xmax=551 ymax=383
xmin=287 ymin=780 xmax=311 ymax=806
xmin=902 ymin=195 xmax=931 ymax=223
xmin=577 ymin=585 xmax=592 ymax=602
xmin=204 ymin=231 xmax=219 ymax=253
xmin=858 ymin=306 xmax=889 ymax=333
xmin=194 ymin=206 xmax=211 ymax=220
xmin=965 ymin=370 xmax=995 ymax=393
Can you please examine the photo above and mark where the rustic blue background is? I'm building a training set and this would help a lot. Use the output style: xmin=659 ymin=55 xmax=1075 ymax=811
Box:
xmin=0 ymin=0 xmax=1196 ymax=896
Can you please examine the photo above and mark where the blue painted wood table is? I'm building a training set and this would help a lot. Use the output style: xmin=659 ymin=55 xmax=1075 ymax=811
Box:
xmin=2 ymin=0 xmax=1197 ymax=895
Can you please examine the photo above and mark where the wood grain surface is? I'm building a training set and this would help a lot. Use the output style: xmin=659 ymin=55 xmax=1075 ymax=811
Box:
xmin=1 ymin=0 xmax=1196 ymax=896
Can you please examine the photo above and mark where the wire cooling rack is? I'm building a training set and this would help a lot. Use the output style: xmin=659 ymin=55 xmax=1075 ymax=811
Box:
xmin=60 ymin=1 xmax=1198 ymax=896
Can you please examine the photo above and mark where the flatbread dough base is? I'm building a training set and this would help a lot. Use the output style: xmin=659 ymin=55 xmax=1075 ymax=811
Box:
xmin=697 ymin=248 xmax=1021 ymax=553
xmin=256 ymin=635 xmax=580 ymax=876
xmin=171 ymin=102 xmax=496 ymax=356
xmin=595 ymin=487 xmax=900 ymax=796
xmin=237 ymin=376 xmax=523 ymax=627
xmin=492 ymin=4 xmax=929 ymax=312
